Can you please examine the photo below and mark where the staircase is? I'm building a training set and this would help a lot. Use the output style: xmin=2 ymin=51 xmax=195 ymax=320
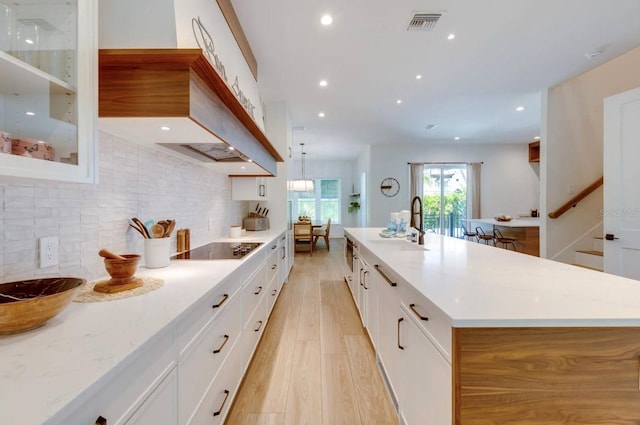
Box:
xmin=573 ymin=237 xmax=603 ymax=271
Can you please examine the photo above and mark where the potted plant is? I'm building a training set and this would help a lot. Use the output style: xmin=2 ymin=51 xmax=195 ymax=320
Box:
xmin=348 ymin=201 xmax=360 ymax=213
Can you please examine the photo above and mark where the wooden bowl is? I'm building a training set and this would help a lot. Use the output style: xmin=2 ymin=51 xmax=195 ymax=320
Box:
xmin=0 ymin=277 xmax=86 ymax=334
xmin=95 ymin=254 xmax=142 ymax=293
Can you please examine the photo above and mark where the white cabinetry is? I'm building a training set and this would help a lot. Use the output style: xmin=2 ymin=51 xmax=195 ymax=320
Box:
xmin=374 ymin=262 xmax=402 ymax=403
xmin=399 ymin=305 xmax=451 ymax=425
xmin=125 ymin=369 xmax=178 ymax=425
xmin=0 ymin=0 xmax=97 ymax=183
xmin=231 ymin=177 xmax=269 ymax=200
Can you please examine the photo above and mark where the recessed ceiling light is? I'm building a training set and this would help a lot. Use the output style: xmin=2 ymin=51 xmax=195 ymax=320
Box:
xmin=318 ymin=112 xmax=325 ymax=118
xmin=534 ymin=136 xmax=540 ymax=140
xmin=447 ymin=33 xmax=455 ymax=40
xmin=25 ymin=111 xmax=35 ymax=116
xmin=160 ymin=126 xmax=170 ymax=131
xmin=396 ymin=99 xmax=402 ymax=104
xmin=319 ymin=80 xmax=328 ymax=87
xmin=454 ymin=137 xmax=461 ymax=140
xmin=228 ymin=146 xmax=235 ymax=151
xmin=516 ymin=106 xmax=525 ymax=111
xmin=248 ymin=159 xmax=253 ymax=163
xmin=241 ymin=166 xmax=246 ymax=170
xmin=320 ymin=14 xmax=333 ymax=26
xmin=416 ymin=74 xmax=422 ymax=80
xmin=25 ymin=39 xmax=34 ymax=45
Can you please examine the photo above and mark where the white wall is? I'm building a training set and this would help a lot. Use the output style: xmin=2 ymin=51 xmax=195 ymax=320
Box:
xmin=544 ymin=45 xmax=640 ymax=260
xmin=0 ymin=131 xmax=247 ymax=282
xmin=368 ymin=143 xmax=539 ymax=227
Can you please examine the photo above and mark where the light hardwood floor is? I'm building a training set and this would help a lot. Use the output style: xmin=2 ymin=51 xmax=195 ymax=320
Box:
xmin=225 ymin=239 xmax=398 ymax=425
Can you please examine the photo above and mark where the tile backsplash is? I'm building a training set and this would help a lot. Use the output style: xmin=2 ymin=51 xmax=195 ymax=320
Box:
xmin=0 ymin=131 xmax=247 ymax=282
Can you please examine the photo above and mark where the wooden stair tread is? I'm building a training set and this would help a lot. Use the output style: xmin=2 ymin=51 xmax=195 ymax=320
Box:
xmin=575 ymin=250 xmax=603 ymax=256
xmin=571 ymin=263 xmax=603 ymax=272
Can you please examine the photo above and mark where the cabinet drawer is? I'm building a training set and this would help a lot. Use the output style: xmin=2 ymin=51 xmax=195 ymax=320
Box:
xmin=400 ymin=280 xmax=452 ymax=360
xmin=242 ymin=295 xmax=267 ymax=374
xmin=242 ymin=265 xmax=267 ymax=328
xmin=266 ymin=248 xmax=279 ymax=283
xmin=178 ymin=294 xmax=241 ymax=425
xmin=56 ymin=327 xmax=176 ymax=425
xmin=186 ymin=339 xmax=242 ymax=425
xmin=266 ymin=273 xmax=279 ymax=317
xmin=177 ymin=276 xmax=240 ymax=355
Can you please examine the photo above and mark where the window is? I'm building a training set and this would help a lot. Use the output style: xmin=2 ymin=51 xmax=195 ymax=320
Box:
xmin=292 ymin=179 xmax=341 ymax=224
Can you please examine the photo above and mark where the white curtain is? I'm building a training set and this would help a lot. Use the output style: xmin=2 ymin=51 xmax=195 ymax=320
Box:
xmin=466 ymin=162 xmax=482 ymax=219
xmin=409 ymin=163 xmax=424 ymax=203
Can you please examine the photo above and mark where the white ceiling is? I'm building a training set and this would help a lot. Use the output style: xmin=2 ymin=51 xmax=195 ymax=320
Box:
xmin=230 ymin=0 xmax=640 ymax=160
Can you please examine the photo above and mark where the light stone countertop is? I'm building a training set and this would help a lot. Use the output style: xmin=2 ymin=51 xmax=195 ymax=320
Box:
xmin=345 ymin=227 xmax=640 ymax=328
xmin=0 ymin=229 xmax=284 ymax=425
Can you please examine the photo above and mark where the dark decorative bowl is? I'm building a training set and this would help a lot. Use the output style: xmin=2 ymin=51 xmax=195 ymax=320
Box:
xmin=0 ymin=277 xmax=86 ymax=334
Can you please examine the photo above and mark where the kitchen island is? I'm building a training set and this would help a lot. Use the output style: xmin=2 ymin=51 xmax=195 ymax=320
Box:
xmin=468 ymin=217 xmax=540 ymax=256
xmin=344 ymin=227 xmax=640 ymax=425
xmin=0 ymin=229 xmax=288 ymax=425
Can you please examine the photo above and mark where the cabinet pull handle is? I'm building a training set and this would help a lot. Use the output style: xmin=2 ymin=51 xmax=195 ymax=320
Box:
xmin=409 ymin=303 xmax=429 ymax=321
xmin=375 ymin=265 xmax=397 ymax=287
xmin=259 ymin=184 xmax=266 ymax=197
xmin=212 ymin=389 xmax=230 ymax=416
xmin=95 ymin=416 xmax=107 ymax=425
xmin=254 ymin=320 xmax=264 ymax=332
xmin=397 ymin=317 xmax=404 ymax=350
xmin=281 ymin=246 xmax=286 ymax=260
xmin=212 ymin=293 xmax=229 ymax=309
xmin=254 ymin=286 xmax=263 ymax=295
xmin=363 ymin=270 xmax=369 ymax=290
xmin=213 ymin=334 xmax=230 ymax=354
xmin=272 ymin=264 xmax=277 ymax=270
xmin=272 ymin=244 xmax=277 ymax=250
xmin=272 ymin=289 xmax=278 ymax=296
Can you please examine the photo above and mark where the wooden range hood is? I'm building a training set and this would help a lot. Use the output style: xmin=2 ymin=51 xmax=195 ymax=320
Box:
xmin=98 ymin=49 xmax=282 ymax=176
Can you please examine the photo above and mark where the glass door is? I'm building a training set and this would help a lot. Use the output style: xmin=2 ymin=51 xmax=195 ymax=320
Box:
xmin=423 ymin=165 xmax=467 ymax=237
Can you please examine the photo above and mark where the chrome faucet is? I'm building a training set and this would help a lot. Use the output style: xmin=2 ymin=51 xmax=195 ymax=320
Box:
xmin=410 ymin=196 xmax=425 ymax=245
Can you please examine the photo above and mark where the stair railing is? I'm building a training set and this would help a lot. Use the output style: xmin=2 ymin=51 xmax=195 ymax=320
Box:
xmin=548 ymin=176 xmax=603 ymax=219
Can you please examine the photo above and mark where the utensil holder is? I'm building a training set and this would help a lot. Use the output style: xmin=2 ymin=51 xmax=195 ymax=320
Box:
xmin=144 ymin=238 xmax=170 ymax=268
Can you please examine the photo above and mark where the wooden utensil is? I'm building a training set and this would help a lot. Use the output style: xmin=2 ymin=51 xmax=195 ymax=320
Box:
xmin=151 ymin=224 xmax=165 ymax=238
xmin=129 ymin=223 xmax=146 ymax=238
xmin=131 ymin=217 xmax=151 ymax=238
xmin=164 ymin=220 xmax=176 ymax=237
xmin=98 ymin=248 xmax=126 ymax=260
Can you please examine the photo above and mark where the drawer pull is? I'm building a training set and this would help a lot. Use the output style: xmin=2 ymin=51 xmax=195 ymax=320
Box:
xmin=272 ymin=264 xmax=277 ymax=270
xmin=272 ymin=244 xmax=277 ymax=250
xmin=363 ymin=270 xmax=369 ymax=290
xmin=212 ymin=293 xmax=229 ymax=309
xmin=409 ymin=303 xmax=429 ymax=321
xmin=212 ymin=334 xmax=230 ymax=354
xmin=281 ymin=246 xmax=286 ymax=260
xmin=254 ymin=286 xmax=263 ymax=295
xmin=272 ymin=289 xmax=278 ymax=296
xmin=212 ymin=389 xmax=230 ymax=416
xmin=95 ymin=416 xmax=107 ymax=425
xmin=254 ymin=320 xmax=264 ymax=332
xmin=397 ymin=317 xmax=404 ymax=350
xmin=375 ymin=265 xmax=397 ymax=287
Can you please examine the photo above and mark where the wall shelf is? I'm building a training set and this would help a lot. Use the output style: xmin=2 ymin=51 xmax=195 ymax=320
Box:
xmin=528 ymin=141 xmax=540 ymax=163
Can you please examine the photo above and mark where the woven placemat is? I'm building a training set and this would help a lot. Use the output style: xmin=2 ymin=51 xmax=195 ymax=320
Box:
xmin=73 ymin=277 xmax=164 ymax=303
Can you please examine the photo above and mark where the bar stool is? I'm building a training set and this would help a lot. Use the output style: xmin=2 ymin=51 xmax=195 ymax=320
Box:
xmin=461 ymin=223 xmax=478 ymax=242
xmin=475 ymin=227 xmax=495 ymax=245
xmin=493 ymin=228 xmax=517 ymax=251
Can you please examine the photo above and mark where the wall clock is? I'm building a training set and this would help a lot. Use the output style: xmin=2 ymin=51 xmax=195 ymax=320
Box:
xmin=380 ymin=177 xmax=400 ymax=197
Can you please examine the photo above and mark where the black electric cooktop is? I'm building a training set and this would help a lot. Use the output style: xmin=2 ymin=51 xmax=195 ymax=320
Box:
xmin=172 ymin=242 xmax=263 ymax=260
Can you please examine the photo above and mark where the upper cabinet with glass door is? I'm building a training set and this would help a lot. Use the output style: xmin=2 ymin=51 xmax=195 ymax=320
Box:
xmin=0 ymin=0 xmax=96 ymax=183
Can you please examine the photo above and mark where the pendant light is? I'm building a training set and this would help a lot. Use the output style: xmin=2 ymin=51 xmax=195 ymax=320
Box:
xmin=290 ymin=143 xmax=314 ymax=192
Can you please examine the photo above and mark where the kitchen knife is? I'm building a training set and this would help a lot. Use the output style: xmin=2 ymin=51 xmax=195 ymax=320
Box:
xmin=264 ymin=209 xmax=269 ymax=216
xmin=255 ymin=203 xmax=260 ymax=212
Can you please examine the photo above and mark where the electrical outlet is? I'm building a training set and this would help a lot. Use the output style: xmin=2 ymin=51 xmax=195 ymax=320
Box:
xmin=39 ymin=236 xmax=59 ymax=268
xmin=568 ymin=184 xmax=576 ymax=194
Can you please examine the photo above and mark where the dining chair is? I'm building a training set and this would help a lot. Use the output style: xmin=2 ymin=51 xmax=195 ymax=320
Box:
xmin=312 ymin=218 xmax=331 ymax=251
xmin=294 ymin=222 xmax=313 ymax=255
xmin=493 ymin=228 xmax=518 ymax=251
xmin=475 ymin=227 xmax=495 ymax=245
xmin=461 ymin=223 xmax=478 ymax=242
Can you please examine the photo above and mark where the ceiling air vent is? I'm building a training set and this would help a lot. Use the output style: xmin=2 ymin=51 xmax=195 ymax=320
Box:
xmin=407 ymin=13 xmax=442 ymax=31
